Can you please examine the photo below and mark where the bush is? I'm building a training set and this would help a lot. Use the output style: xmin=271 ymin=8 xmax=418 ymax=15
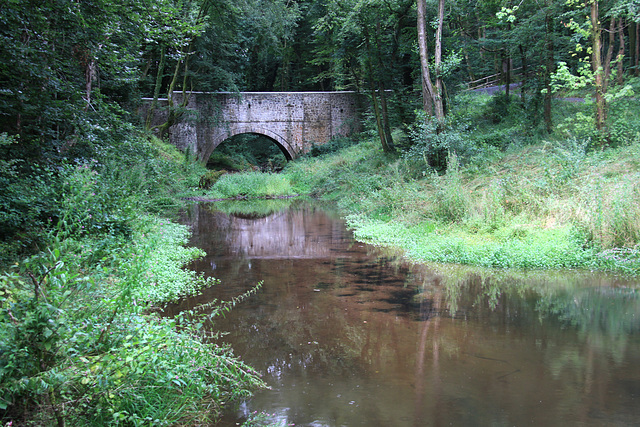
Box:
xmin=199 ymin=169 xmax=226 ymax=189
xmin=0 ymin=220 xmax=265 ymax=425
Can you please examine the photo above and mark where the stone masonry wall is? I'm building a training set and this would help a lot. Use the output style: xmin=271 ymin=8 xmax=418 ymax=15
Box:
xmin=142 ymin=91 xmax=361 ymax=162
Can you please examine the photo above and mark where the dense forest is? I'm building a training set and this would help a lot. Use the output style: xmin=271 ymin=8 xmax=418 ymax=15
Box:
xmin=1 ymin=0 xmax=640 ymax=425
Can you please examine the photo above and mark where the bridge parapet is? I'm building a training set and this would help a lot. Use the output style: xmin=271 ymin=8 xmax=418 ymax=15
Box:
xmin=143 ymin=91 xmax=361 ymax=162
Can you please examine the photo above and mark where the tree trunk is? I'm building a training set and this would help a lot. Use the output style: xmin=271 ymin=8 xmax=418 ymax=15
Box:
xmin=364 ymin=34 xmax=393 ymax=153
xmin=636 ymin=22 xmax=640 ymax=77
xmin=375 ymin=22 xmax=395 ymax=151
xmin=84 ymin=57 xmax=96 ymax=112
xmin=520 ymin=45 xmax=527 ymax=108
xmin=378 ymin=80 xmax=395 ymax=151
xmin=630 ymin=21 xmax=638 ymax=77
xmin=591 ymin=0 xmax=607 ymax=136
xmin=146 ymin=45 xmax=166 ymax=130
xmin=433 ymin=0 xmax=446 ymax=122
xmin=603 ymin=16 xmax=616 ymax=89
xmin=370 ymin=88 xmax=392 ymax=153
xmin=504 ymin=51 xmax=511 ymax=98
xmin=417 ymin=0 xmax=435 ymax=117
xmin=617 ymin=18 xmax=625 ymax=85
xmin=544 ymin=11 xmax=554 ymax=133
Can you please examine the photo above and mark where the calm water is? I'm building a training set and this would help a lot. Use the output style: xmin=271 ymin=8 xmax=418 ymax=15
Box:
xmin=170 ymin=200 xmax=640 ymax=426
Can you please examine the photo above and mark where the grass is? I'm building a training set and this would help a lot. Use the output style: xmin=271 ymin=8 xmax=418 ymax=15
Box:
xmin=198 ymin=171 xmax=297 ymax=200
xmin=277 ymin=92 xmax=640 ymax=275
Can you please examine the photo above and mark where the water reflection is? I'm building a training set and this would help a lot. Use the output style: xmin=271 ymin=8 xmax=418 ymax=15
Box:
xmin=171 ymin=202 xmax=640 ymax=426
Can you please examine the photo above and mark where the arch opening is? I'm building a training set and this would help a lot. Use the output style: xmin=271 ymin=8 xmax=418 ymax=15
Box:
xmin=206 ymin=132 xmax=291 ymax=172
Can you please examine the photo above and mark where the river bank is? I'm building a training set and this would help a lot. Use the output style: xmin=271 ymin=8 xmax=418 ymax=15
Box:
xmin=0 ymin=136 xmax=265 ymax=425
xmin=196 ymin=133 xmax=640 ymax=275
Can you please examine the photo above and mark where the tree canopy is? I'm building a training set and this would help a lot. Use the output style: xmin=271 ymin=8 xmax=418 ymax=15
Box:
xmin=1 ymin=0 xmax=639 ymax=158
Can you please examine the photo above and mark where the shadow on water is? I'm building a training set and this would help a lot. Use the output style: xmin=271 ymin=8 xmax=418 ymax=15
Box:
xmin=167 ymin=201 xmax=640 ymax=427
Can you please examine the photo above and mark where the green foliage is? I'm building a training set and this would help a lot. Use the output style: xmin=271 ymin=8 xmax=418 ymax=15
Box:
xmin=0 ymin=218 xmax=265 ymax=425
xmin=432 ymin=154 xmax=470 ymax=223
xmin=202 ymin=172 xmax=296 ymax=200
xmin=284 ymin=112 xmax=640 ymax=273
xmin=199 ymin=169 xmax=227 ymax=190
xmin=208 ymin=134 xmax=288 ymax=171
xmin=308 ymin=136 xmax=360 ymax=157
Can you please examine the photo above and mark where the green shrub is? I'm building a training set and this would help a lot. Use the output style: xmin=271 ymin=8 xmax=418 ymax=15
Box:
xmin=431 ymin=154 xmax=470 ymax=223
xmin=0 ymin=220 xmax=265 ymax=426
xmin=199 ymin=169 xmax=226 ymax=189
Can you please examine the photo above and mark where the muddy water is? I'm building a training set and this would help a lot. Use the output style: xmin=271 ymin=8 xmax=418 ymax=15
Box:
xmin=171 ymin=201 xmax=640 ymax=426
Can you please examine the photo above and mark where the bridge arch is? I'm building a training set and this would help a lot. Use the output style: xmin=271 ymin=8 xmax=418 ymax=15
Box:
xmin=143 ymin=91 xmax=361 ymax=162
xmin=204 ymin=124 xmax=296 ymax=162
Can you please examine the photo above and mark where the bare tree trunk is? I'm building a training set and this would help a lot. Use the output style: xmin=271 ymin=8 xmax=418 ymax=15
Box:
xmin=544 ymin=10 xmax=554 ymax=133
xmin=84 ymin=58 xmax=96 ymax=111
xmin=603 ymin=16 xmax=616 ymax=87
xmin=370 ymin=87 xmax=392 ymax=153
xmin=504 ymin=51 xmax=511 ymax=98
xmin=378 ymin=81 xmax=395 ymax=151
xmin=157 ymin=42 xmax=194 ymax=137
xmin=375 ymin=22 xmax=395 ymax=150
xmin=617 ymin=18 xmax=625 ymax=85
xmin=591 ymin=0 xmax=607 ymax=137
xmin=146 ymin=45 xmax=166 ymax=130
xmin=520 ymin=45 xmax=527 ymax=108
xmin=630 ymin=21 xmax=638 ymax=77
xmin=636 ymin=22 xmax=640 ymax=77
xmin=417 ymin=0 xmax=435 ymax=117
xmin=364 ymin=34 xmax=393 ymax=153
xmin=433 ymin=0 xmax=446 ymax=122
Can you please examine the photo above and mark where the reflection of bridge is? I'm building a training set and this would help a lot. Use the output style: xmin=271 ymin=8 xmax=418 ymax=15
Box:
xmin=144 ymin=91 xmax=361 ymax=162
xmin=185 ymin=204 xmax=348 ymax=260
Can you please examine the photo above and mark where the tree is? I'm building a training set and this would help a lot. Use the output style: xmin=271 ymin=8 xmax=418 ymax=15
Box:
xmin=417 ymin=0 xmax=445 ymax=124
xmin=311 ymin=0 xmax=409 ymax=152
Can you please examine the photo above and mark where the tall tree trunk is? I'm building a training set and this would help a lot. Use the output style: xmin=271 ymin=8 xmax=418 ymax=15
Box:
xmin=544 ymin=10 xmax=554 ymax=133
xmin=617 ymin=18 xmax=625 ymax=85
xmin=375 ymin=22 xmax=395 ymax=151
xmin=417 ymin=0 xmax=435 ymax=117
xmin=378 ymin=80 xmax=395 ymax=151
xmin=84 ymin=57 xmax=96 ymax=112
xmin=630 ymin=21 xmax=638 ymax=77
xmin=636 ymin=22 xmax=640 ymax=77
xmin=433 ymin=0 xmax=446 ymax=122
xmin=603 ymin=16 xmax=616 ymax=88
xmin=364 ymin=35 xmax=393 ymax=153
xmin=591 ymin=0 xmax=607 ymax=136
xmin=504 ymin=51 xmax=511 ymax=98
xmin=519 ymin=45 xmax=527 ymax=108
xmin=370 ymin=88 xmax=392 ymax=153
xmin=146 ymin=45 xmax=166 ymax=130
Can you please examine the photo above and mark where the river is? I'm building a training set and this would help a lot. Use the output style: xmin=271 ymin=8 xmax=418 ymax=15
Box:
xmin=169 ymin=199 xmax=640 ymax=426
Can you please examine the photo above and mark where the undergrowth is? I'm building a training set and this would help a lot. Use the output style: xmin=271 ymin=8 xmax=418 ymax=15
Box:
xmin=0 ymin=131 xmax=265 ymax=425
xmin=281 ymin=91 xmax=640 ymax=274
xmin=199 ymin=171 xmax=297 ymax=200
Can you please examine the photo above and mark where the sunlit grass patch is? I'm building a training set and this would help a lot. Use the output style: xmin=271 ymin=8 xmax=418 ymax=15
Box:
xmin=306 ymin=133 xmax=640 ymax=274
xmin=202 ymin=171 xmax=296 ymax=199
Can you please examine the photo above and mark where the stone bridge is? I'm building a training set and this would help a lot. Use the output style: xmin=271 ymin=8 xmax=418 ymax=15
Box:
xmin=144 ymin=91 xmax=361 ymax=162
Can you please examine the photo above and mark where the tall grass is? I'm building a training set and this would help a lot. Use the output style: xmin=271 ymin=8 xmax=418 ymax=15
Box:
xmin=281 ymin=97 xmax=640 ymax=274
xmin=201 ymin=171 xmax=296 ymax=199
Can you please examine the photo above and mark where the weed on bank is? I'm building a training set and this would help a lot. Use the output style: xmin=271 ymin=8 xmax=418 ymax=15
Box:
xmin=0 ymin=134 xmax=265 ymax=425
xmin=283 ymin=93 xmax=640 ymax=275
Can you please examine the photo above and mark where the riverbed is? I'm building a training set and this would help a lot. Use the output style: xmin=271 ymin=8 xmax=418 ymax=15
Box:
xmin=168 ymin=199 xmax=640 ymax=426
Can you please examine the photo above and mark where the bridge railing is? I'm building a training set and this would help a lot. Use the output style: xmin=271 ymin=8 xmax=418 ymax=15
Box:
xmin=465 ymin=67 xmax=523 ymax=91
